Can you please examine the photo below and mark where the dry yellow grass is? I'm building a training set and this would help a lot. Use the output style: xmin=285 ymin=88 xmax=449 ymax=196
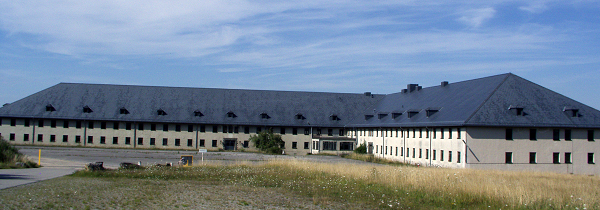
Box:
xmin=263 ymin=158 xmax=600 ymax=208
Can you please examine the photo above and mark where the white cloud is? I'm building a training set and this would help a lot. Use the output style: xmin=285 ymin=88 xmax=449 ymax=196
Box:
xmin=457 ymin=7 xmax=496 ymax=28
xmin=519 ymin=0 xmax=550 ymax=13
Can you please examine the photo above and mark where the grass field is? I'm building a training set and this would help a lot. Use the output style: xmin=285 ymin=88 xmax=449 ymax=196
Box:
xmin=1 ymin=159 xmax=599 ymax=209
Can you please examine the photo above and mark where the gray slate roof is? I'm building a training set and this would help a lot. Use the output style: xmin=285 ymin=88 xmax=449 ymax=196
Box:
xmin=0 ymin=83 xmax=382 ymax=127
xmin=348 ymin=73 xmax=600 ymax=128
xmin=1 ymin=73 xmax=599 ymax=129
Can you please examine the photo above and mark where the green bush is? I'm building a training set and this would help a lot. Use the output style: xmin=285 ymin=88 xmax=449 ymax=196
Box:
xmin=0 ymin=137 xmax=38 ymax=168
xmin=354 ymin=142 xmax=367 ymax=154
xmin=250 ymin=129 xmax=285 ymax=154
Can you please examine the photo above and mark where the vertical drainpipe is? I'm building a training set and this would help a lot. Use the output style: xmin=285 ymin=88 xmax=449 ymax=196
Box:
xmin=133 ymin=122 xmax=137 ymax=148
xmin=32 ymin=118 xmax=36 ymax=145
xmin=83 ymin=120 xmax=87 ymax=147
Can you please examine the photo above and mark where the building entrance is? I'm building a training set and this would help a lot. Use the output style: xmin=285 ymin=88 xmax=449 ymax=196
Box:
xmin=223 ymin=138 xmax=237 ymax=150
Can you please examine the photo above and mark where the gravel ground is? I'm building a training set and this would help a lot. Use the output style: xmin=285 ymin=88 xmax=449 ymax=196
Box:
xmin=16 ymin=146 xmax=379 ymax=169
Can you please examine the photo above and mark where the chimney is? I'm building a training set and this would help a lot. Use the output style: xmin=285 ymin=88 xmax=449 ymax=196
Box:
xmin=441 ymin=81 xmax=449 ymax=87
xmin=407 ymin=84 xmax=419 ymax=92
xmin=364 ymin=92 xmax=371 ymax=96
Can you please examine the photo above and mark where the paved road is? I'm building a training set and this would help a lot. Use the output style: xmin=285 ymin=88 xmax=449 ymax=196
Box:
xmin=1 ymin=146 xmax=376 ymax=190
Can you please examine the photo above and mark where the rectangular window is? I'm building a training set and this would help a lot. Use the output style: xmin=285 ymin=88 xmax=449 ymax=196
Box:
xmin=433 ymin=150 xmax=436 ymax=160
xmin=418 ymin=148 xmax=421 ymax=158
xmin=292 ymin=128 xmax=298 ymax=135
xmin=113 ymin=137 xmax=118 ymax=144
xmin=588 ymin=153 xmax=595 ymax=164
xmin=401 ymin=147 xmax=404 ymax=156
xmin=234 ymin=126 xmax=238 ymax=133
xmin=199 ymin=139 xmax=205 ymax=147
xmin=323 ymin=142 xmax=337 ymax=150
xmin=292 ymin=142 xmax=297 ymax=149
xmin=75 ymin=135 xmax=81 ymax=143
xmin=212 ymin=125 xmax=218 ymax=133
xmin=396 ymin=147 xmax=399 ymax=156
xmin=88 ymin=136 xmax=93 ymax=144
xmin=588 ymin=130 xmax=595 ymax=141
xmin=304 ymin=142 xmax=309 ymax=149
xmin=76 ymin=121 xmax=82 ymax=129
xmin=565 ymin=129 xmax=572 ymax=141
xmin=101 ymin=122 xmax=106 ymax=129
xmin=244 ymin=126 xmax=250 ymax=134
xmin=88 ymin=121 xmax=94 ymax=129
xmin=505 ymin=152 xmax=513 ymax=164
xmin=100 ymin=136 xmax=106 ymax=144
xmin=126 ymin=123 xmax=131 ymax=130
xmin=339 ymin=129 xmax=344 ymax=136
xmin=125 ymin=137 xmax=131 ymax=145
xmin=304 ymin=128 xmax=310 ymax=135
xmin=440 ymin=128 xmax=444 ymax=139
xmin=419 ymin=128 xmax=422 ymax=138
xmin=412 ymin=148 xmax=415 ymax=158
xmin=23 ymin=134 xmax=29 ymax=141
xmin=137 ymin=137 xmax=143 ymax=145
xmin=151 ymin=124 xmax=156 ymax=131
xmin=200 ymin=125 xmax=206 ymax=132
xmin=176 ymin=124 xmax=181 ymax=132
xmin=163 ymin=124 xmax=169 ymax=132
xmin=457 ymin=128 xmax=461 ymax=139
xmin=340 ymin=142 xmax=353 ymax=151
xmin=39 ymin=120 xmax=44 ymax=127
xmin=9 ymin=133 xmax=15 ymax=141
xmin=138 ymin=123 xmax=144 ymax=130
xmin=565 ymin=152 xmax=572 ymax=164
xmin=529 ymin=152 xmax=536 ymax=164
xmin=63 ymin=120 xmax=69 ymax=128
xmin=448 ymin=151 xmax=453 ymax=162
xmin=412 ymin=129 xmax=416 ymax=138
xmin=530 ymin=129 xmax=537 ymax=140
xmin=51 ymin=120 xmax=56 ymax=128
xmin=426 ymin=129 xmax=429 ymax=138
xmin=10 ymin=118 xmax=16 ymax=126
xmin=448 ymin=128 xmax=452 ymax=139
xmin=327 ymin=129 xmax=333 ymax=136
xmin=433 ymin=128 xmax=436 ymax=139
xmin=426 ymin=149 xmax=429 ymax=159
xmin=243 ymin=141 xmax=249 ymax=148
xmin=376 ymin=145 xmax=378 ymax=154
xmin=553 ymin=152 xmax=560 ymax=164
xmin=281 ymin=127 xmax=286 ymax=135
xmin=406 ymin=148 xmax=409 ymax=157
xmin=38 ymin=134 xmax=43 ymax=142
xmin=113 ymin=122 xmax=119 ymax=130
xmin=187 ymin=139 xmax=193 ymax=147
xmin=457 ymin=152 xmax=461 ymax=163
xmin=175 ymin=139 xmax=180 ymax=146
xmin=150 ymin=138 xmax=156 ymax=145
xmin=212 ymin=140 xmax=217 ymax=147
xmin=188 ymin=125 xmax=194 ymax=132
xmin=553 ymin=129 xmax=560 ymax=141
xmin=24 ymin=119 xmax=30 ymax=127
xmin=62 ymin=135 xmax=68 ymax=143
xmin=506 ymin=128 xmax=513 ymax=140
xmin=256 ymin=127 xmax=262 ymax=134
xmin=162 ymin=138 xmax=168 ymax=146
xmin=441 ymin=150 xmax=444 ymax=161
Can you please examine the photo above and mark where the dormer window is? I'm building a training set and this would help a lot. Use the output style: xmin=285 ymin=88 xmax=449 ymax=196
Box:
xmin=377 ymin=113 xmax=388 ymax=119
xmin=157 ymin=109 xmax=167 ymax=116
xmin=119 ymin=108 xmax=129 ymax=115
xmin=46 ymin=104 xmax=56 ymax=112
xmin=295 ymin=113 xmax=306 ymax=120
xmin=364 ymin=114 xmax=374 ymax=120
xmin=426 ymin=108 xmax=440 ymax=117
xmin=407 ymin=110 xmax=420 ymax=118
xmin=83 ymin=106 xmax=93 ymax=113
xmin=194 ymin=110 xmax=204 ymax=117
xmin=508 ymin=105 xmax=525 ymax=116
xmin=227 ymin=111 xmax=237 ymax=118
xmin=563 ymin=107 xmax=580 ymax=117
xmin=391 ymin=112 xmax=402 ymax=119
xmin=260 ymin=113 xmax=270 ymax=119
xmin=329 ymin=115 xmax=340 ymax=121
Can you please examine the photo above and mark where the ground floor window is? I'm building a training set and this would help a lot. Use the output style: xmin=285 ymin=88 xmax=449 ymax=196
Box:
xmin=505 ymin=152 xmax=512 ymax=164
xmin=175 ymin=139 xmax=180 ymax=146
xmin=187 ymin=139 xmax=193 ymax=147
xmin=76 ymin=136 xmax=81 ymax=143
xmin=340 ymin=142 xmax=353 ymax=151
xmin=113 ymin=137 xmax=118 ymax=144
xmin=163 ymin=138 xmax=168 ymax=146
xmin=553 ymin=152 xmax=560 ymax=164
xmin=304 ymin=142 xmax=309 ymax=149
xmin=243 ymin=141 xmax=249 ymax=148
xmin=212 ymin=140 xmax=217 ymax=147
xmin=125 ymin=137 xmax=130 ymax=145
xmin=323 ymin=141 xmax=337 ymax=151
xmin=200 ymin=139 xmax=205 ymax=147
xmin=292 ymin=142 xmax=297 ymax=149
xmin=588 ymin=153 xmax=595 ymax=164
xmin=150 ymin=138 xmax=156 ymax=145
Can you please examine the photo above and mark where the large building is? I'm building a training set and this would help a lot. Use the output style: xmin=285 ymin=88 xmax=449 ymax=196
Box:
xmin=0 ymin=73 xmax=599 ymax=175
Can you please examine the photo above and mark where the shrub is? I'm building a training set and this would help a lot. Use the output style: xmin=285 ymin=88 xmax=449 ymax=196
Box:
xmin=354 ymin=142 xmax=367 ymax=154
xmin=250 ymin=130 xmax=285 ymax=154
xmin=0 ymin=137 xmax=38 ymax=168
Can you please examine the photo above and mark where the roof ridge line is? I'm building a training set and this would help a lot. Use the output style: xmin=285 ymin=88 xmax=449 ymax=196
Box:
xmin=463 ymin=73 xmax=511 ymax=124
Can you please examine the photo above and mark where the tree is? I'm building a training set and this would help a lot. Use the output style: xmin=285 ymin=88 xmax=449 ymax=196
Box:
xmin=250 ymin=129 xmax=285 ymax=154
xmin=354 ymin=142 xmax=367 ymax=154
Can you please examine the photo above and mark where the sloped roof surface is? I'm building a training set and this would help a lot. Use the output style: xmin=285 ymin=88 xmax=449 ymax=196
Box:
xmin=348 ymin=73 xmax=600 ymax=128
xmin=0 ymin=83 xmax=382 ymax=127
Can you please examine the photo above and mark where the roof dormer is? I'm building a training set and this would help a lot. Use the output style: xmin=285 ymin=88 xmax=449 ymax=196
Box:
xmin=157 ymin=109 xmax=167 ymax=116
xmin=83 ymin=106 xmax=93 ymax=113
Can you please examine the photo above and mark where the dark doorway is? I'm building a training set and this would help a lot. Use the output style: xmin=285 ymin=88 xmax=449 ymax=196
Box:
xmin=223 ymin=139 xmax=237 ymax=150
xmin=368 ymin=142 xmax=373 ymax=154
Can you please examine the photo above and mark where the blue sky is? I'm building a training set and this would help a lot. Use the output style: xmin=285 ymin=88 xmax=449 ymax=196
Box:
xmin=1 ymin=1 xmax=599 ymax=109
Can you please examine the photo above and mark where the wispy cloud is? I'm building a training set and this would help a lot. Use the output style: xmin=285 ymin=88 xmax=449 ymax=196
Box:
xmin=457 ymin=7 xmax=496 ymax=28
